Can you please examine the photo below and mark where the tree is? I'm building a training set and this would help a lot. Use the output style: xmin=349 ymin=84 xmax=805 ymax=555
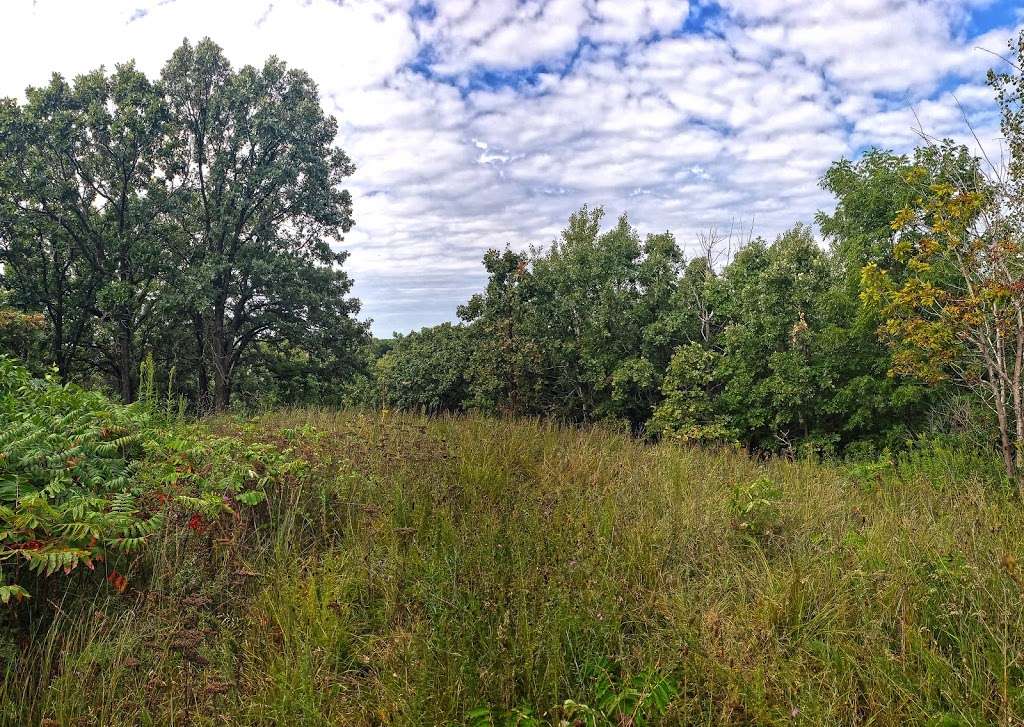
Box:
xmin=455 ymin=208 xmax=686 ymax=426
xmin=457 ymin=246 xmax=539 ymax=415
xmin=0 ymin=65 xmax=172 ymax=399
xmin=374 ymin=323 xmax=473 ymax=413
xmin=160 ymin=38 xmax=363 ymax=409
xmin=862 ymin=32 xmax=1024 ymax=489
xmin=648 ymin=342 xmax=734 ymax=443
xmin=862 ymin=167 xmax=1022 ymax=488
xmin=0 ymin=40 xmax=365 ymax=408
xmin=819 ymin=145 xmax=978 ymax=280
xmin=816 ymin=146 xmax=974 ymax=449
xmin=708 ymin=225 xmax=840 ymax=451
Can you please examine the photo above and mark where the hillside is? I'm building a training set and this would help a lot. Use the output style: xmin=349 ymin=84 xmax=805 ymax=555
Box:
xmin=3 ymin=405 xmax=1022 ymax=725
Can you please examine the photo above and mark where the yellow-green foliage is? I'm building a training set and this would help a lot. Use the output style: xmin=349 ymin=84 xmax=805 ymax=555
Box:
xmin=3 ymin=408 xmax=1024 ymax=725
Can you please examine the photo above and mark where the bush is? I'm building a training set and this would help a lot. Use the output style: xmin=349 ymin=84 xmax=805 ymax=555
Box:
xmin=0 ymin=357 xmax=161 ymax=603
xmin=729 ymin=475 xmax=784 ymax=544
xmin=0 ymin=357 xmax=305 ymax=605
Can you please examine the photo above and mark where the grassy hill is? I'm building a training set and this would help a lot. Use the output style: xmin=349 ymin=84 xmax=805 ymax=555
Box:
xmin=3 ymin=407 xmax=1023 ymax=725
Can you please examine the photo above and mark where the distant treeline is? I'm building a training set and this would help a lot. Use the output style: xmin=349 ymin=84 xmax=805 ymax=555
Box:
xmin=357 ymin=157 xmax=947 ymax=457
xmin=357 ymin=33 xmax=1024 ymax=484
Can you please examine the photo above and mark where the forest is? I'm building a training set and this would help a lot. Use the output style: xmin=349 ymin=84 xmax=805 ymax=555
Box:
xmin=0 ymin=30 xmax=1024 ymax=726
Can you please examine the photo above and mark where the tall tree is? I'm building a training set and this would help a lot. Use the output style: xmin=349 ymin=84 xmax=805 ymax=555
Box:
xmin=459 ymin=207 xmax=684 ymax=427
xmin=711 ymin=225 xmax=837 ymax=450
xmin=861 ymin=33 xmax=1024 ymax=489
xmin=815 ymin=146 xmax=976 ymax=448
xmin=0 ymin=65 xmax=171 ymax=399
xmin=160 ymin=38 xmax=362 ymax=409
xmin=457 ymin=247 xmax=538 ymax=414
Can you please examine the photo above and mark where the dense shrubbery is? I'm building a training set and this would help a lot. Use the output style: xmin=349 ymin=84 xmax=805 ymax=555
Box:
xmin=0 ymin=357 xmax=159 ymax=602
xmin=0 ymin=356 xmax=307 ymax=605
xmin=357 ymin=42 xmax=1024 ymax=473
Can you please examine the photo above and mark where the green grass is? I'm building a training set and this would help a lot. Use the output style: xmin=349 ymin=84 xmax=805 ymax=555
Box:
xmin=3 ymin=409 xmax=1024 ymax=725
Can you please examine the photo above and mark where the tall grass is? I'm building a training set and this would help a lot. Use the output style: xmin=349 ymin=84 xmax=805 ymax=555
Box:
xmin=3 ymin=409 xmax=1023 ymax=725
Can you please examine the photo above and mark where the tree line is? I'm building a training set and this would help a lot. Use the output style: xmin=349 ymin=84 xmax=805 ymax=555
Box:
xmin=362 ymin=33 xmax=1024 ymax=491
xmin=2 ymin=34 xmax=1023 ymax=490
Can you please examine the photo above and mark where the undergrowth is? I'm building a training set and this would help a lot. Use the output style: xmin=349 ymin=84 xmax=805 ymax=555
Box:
xmin=2 ymin=364 xmax=1024 ymax=724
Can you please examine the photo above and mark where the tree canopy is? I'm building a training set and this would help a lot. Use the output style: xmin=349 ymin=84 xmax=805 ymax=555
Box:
xmin=0 ymin=38 xmax=366 ymax=410
xmin=3 ymin=31 xmax=1024 ymax=478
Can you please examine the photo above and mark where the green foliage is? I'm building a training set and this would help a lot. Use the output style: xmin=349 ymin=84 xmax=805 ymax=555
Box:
xmin=560 ymin=662 xmax=677 ymax=727
xmin=5 ymin=409 xmax=1017 ymax=725
xmin=0 ymin=38 xmax=367 ymax=410
xmin=467 ymin=662 xmax=676 ymax=727
xmin=374 ymin=323 xmax=473 ymax=413
xmin=161 ymin=38 xmax=367 ymax=410
xmin=729 ymin=475 xmax=784 ymax=544
xmin=649 ymin=342 xmax=734 ymax=443
xmin=0 ymin=356 xmax=161 ymax=596
xmin=817 ymin=144 xmax=979 ymax=280
xmin=142 ymin=425 xmax=303 ymax=522
xmin=0 ymin=290 xmax=45 ymax=368
xmin=0 ymin=357 xmax=305 ymax=600
xmin=456 ymin=207 xmax=684 ymax=427
xmin=380 ymin=206 xmax=950 ymax=455
xmin=457 ymin=246 xmax=542 ymax=415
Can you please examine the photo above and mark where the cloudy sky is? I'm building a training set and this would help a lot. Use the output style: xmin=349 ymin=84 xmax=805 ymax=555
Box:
xmin=2 ymin=0 xmax=1022 ymax=334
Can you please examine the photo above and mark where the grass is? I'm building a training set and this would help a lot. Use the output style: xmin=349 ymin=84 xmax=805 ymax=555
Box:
xmin=3 ymin=408 xmax=1024 ymax=725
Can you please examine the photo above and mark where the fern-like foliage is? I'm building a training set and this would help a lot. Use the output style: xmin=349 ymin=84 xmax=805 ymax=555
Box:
xmin=0 ymin=357 xmax=305 ymax=602
xmin=0 ymin=357 xmax=162 ymax=599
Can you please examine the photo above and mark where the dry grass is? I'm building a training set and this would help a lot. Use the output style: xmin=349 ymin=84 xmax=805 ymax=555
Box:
xmin=2 ymin=409 xmax=1023 ymax=725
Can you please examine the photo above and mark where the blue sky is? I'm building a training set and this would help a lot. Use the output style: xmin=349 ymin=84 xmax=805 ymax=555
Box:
xmin=2 ymin=0 xmax=1022 ymax=335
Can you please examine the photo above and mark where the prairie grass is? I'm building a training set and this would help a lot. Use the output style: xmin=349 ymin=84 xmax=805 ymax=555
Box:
xmin=3 ymin=409 xmax=1023 ymax=725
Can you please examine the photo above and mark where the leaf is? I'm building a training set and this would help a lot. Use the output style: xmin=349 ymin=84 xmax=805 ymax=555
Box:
xmin=235 ymin=489 xmax=266 ymax=506
xmin=106 ymin=570 xmax=128 ymax=594
xmin=0 ymin=584 xmax=30 ymax=604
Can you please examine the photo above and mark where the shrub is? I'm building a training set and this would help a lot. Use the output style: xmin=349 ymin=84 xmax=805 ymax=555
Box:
xmin=0 ymin=357 xmax=303 ymax=604
xmin=729 ymin=475 xmax=784 ymax=544
xmin=0 ymin=357 xmax=161 ymax=602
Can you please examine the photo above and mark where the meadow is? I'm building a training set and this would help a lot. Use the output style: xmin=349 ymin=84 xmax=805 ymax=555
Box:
xmin=3 ymin=404 xmax=1022 ymax=726
xmin=3 ymin=20 xmax=1024 ymax=727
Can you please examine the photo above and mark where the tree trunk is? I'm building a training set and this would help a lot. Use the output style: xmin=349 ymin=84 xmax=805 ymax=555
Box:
xmin=993 ymin=393 xmax=1019 ymax=492
xmin=1012 ymin=415 xmax=1024 ymax=498
xmin=50 ymin=310 xmax=68 ymax=382
xmin=192 ymin=314 xmax=210 ymax=410
xmin=1013 ymin=310 xmax=1023 ymax=496
xmin=117 ymin=328 xmax=135 ymax=403
xmin=210 ymin=304 xmax=232 ymax=411
xmin=213 ymin=366 xmax=231 ymax=410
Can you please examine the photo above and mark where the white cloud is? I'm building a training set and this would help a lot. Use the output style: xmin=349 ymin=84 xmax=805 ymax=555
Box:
xmin=0 ymin=0 xmax=1021 ymax=334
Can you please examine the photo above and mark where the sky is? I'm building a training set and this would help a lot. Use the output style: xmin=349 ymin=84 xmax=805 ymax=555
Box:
xmin=1 ymin=0 xmax=1022 ymax=335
